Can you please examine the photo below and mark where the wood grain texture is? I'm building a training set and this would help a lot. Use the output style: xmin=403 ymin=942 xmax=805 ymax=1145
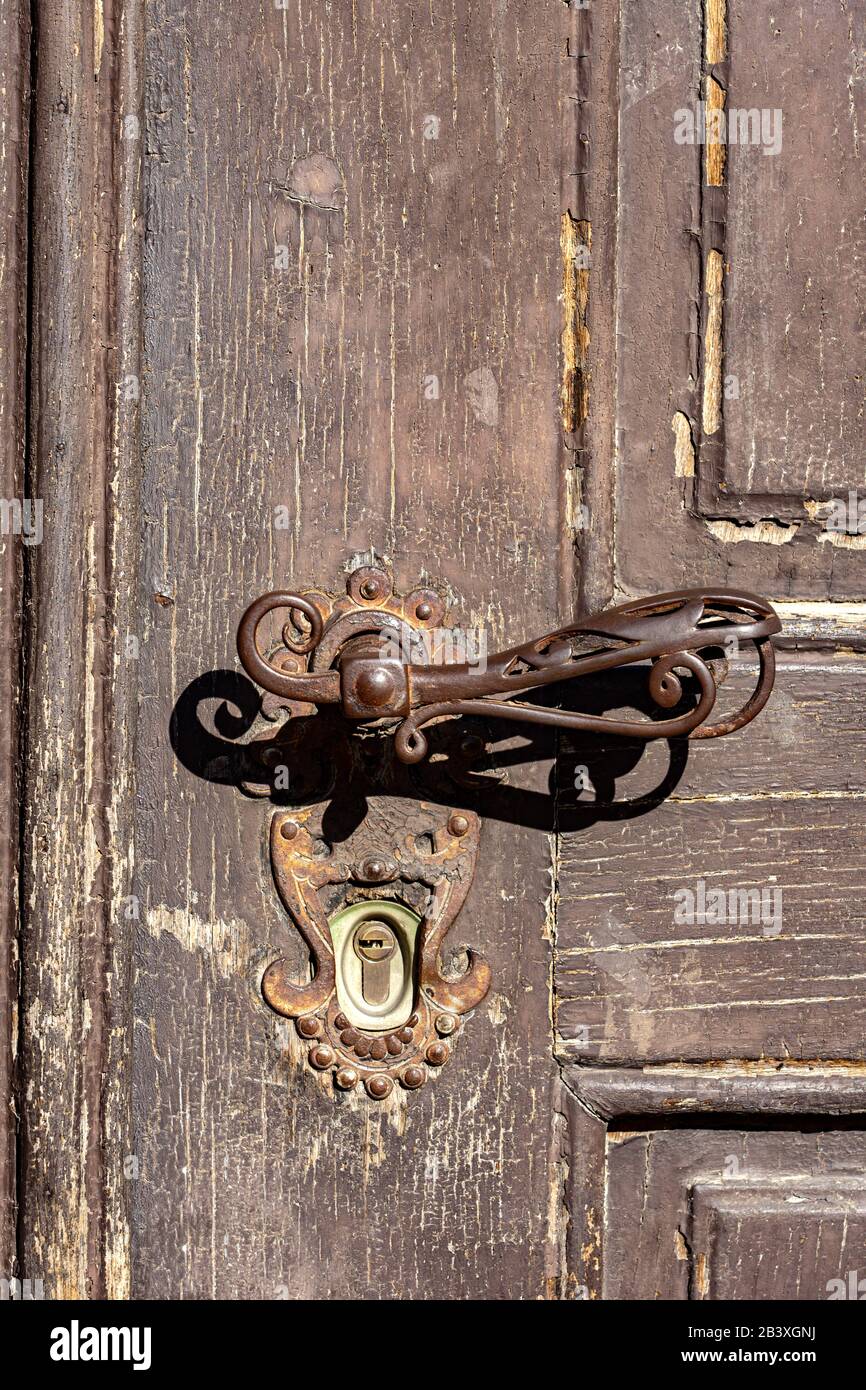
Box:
xmin=554 ymin=655 xmax=866 ymax=1063
xmin=132 ymin=0 xmax=576 ymax=1298
xmin=0 ymin=0 xmax=29 ymax=1285
xmin=19 ymin=0 xmax=141 ymax=1299
xmin=15 ymin=0 xmax=866 ymax=1305
xmin=603 ymin=1128 xmax=866 ymax=1300
xmin=723 ymin=0 xmax=865 ymax=501
xmin=614 ymin=0 xmax=866 ymax=599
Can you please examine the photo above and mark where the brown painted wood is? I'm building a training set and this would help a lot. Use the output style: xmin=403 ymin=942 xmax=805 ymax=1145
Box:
xmin=603 ymin=1128 xmax=866 ymax=1300
xmin=568 ymin=1065 xmax=866 ymax=1119
xmin=720 ymin=2 xmax=864 ymax=503
xmin=128 ymin=0 xmax=578 ymax=1299
xmin=18 ymin=0 xmax=141 ymax=1299
xmin=612 ymin=0 xmax=866 ymax=600
xmin=552 ymin=0 xmax=866 ymax=1301
xmin=554 ymin=657 xmax=866 ymax=1063
xmin=11 ymin=0 xmax=866 ymax=1304
xmin=0 ymin=0 xmax=29 ymax=1288
xmin=561 ymin=1070 xmax=866 ymax=1302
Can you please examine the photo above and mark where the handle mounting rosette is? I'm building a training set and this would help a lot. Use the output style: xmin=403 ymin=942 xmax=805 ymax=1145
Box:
xmin=237 ymin=568 xmax=781 ymax=763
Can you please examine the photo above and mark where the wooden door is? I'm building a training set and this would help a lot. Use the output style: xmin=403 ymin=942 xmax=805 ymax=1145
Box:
xmin=2 ymin=0 xmax=864 ymax=1302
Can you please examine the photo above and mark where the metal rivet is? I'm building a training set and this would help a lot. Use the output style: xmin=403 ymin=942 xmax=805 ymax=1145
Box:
xmin=448 ymin=813 xmax=470 ymax=837
xmin=397 ymin=1026 xmax=415 ymax=1044
xmin=309 ymin=1043 xmax=335 ymax=1070
xmin=335 ymin=1067 xmax=359 ymax=1090
xmin=355 ymin=667 xmax=396 ymax=707
xmin=340 ymin=1028 xmax=361 ymax=1047
xmin=359 ymin=578 xmax=379 ymax=600
xmin=361 ymin=856 xmax=390 ymax=882
xmin=354 ymin=1036 xmax=373 ymax=1057
xmin=280 ymin=821 xmax=299 ymax=840
xmin=415 ymin=601 xmax=433 ymax=621
xmin=369 ymin=1038 xmax=388 ymax=1061
xmin=366 ymin=1074 xmax=393 ymax=1100
xmin=296 ymin=1016 xmax=321 ymax=1039
xmin=402 ymin=1065 xmax=427 ymax=1089
xmin=435 ymin=1014 xmax=458 ymax=1037
xmin=386 ymin=1034 xmax=403 ymax=1055
xmin=426 ymin=1041 xmax=449 ymax=1067
xmin=334 ymin=1013 xmax=349 ymax=1030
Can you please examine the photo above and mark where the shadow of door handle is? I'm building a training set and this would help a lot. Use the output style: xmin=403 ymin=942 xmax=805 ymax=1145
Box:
xmin=238 ymin=570 xmax=781 ymax=762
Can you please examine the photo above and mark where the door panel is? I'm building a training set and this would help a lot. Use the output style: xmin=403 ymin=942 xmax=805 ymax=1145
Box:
xmin=564 ymin=1067 xmax=866 ymax=1302
xmin=8 ymin=0 xmax=866 ymax=1304
xmin=133 ymin=0 xmax=573 ymax=1299
xmin=605 ymin=1130 xmax=866 ymax=1301
xmin=554 ymin=656 xmax=866 ymax=1063
xmin=613 ymin=0 xmax=866 ymax=599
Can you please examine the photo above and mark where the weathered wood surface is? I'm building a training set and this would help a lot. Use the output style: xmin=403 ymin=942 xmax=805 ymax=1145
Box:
xmin=18 ymin=0 xmax=142 ymax=1299
xmin=603 ymin=1128 xmax=866 ymax=1300
xmin=131 ymin=0 xmax=575 ymax=1299
xmin=554 ymin=656 xmax=866 ymax=1064
xmin=568 ymin=1063 xmax=866 ymax=1119
xmin=722 ymin=0 xmax=865 ymax=500
xmin=561 ymin=1066 xmax=866 ymax=1302
xmin=0 ymin=0 xmax=29 ymax=1287
xmin=613 ymin=0 xmax=866 ymax=599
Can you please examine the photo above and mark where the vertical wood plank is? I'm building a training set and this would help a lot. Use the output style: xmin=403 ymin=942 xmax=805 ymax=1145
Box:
xmin=0 ymin=0 xmax=30 ymax=1287
xmin=133 ymin=0 xmax=576 ymax=1298
xmin=19 ymin=0 xmax=142 ymax=1298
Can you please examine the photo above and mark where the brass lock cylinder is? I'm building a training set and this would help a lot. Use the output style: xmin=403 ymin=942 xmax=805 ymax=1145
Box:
xmin=328 ymin=900 xmax=421 ymax=1033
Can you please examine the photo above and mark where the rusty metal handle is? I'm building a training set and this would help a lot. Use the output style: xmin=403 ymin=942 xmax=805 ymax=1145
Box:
xmin=238 ymin=580 xmax=781 ymax=764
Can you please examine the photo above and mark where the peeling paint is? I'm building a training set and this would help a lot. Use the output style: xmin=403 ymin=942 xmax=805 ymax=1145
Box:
xmin=704 ymin=76 xmax=726 ymax=186
xmin=560 ymin=211 xmax=591 ymax=431
xmin=817 ymin=529 xmax=866 ymax=550
xmin=702 ymin=250 xmax=724 ymax=436
xmin=705 ymin=0 xmax=727 ymax=64
xmin=93 ymin=0 xmax=104 ymax=79
xmin=705 ymin=518 xmax=798 ymax=545
xmin=672 ymin=411 xmax=695 ymax=477
xmin=145 ymin=906 xmax=252 ymax=981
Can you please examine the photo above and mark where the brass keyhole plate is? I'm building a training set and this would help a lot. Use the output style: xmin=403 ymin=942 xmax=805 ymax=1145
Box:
xmin=330 ymin=900 xmax=420 ymax=1032
xmin=260 ymin=754 xmax=488 ymax=1099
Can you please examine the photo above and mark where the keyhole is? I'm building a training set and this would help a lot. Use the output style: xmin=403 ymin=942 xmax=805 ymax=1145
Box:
xmin=353 ymin=921 xmax=397 ymax=1006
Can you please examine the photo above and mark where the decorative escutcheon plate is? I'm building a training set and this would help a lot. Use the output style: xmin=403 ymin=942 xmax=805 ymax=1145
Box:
xmin=263 ymin=801 xmax=487 ymax=1100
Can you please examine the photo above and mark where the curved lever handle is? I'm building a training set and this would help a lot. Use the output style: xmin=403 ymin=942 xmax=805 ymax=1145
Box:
xmin=238 ymin=580 xmax=781 ymax=764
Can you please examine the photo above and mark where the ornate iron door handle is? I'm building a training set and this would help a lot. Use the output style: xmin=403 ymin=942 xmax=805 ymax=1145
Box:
xmin=237 ymin=572 xmax=780 ymax=760
xmin=233 ymin=565 xmax=780 ymax=1100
